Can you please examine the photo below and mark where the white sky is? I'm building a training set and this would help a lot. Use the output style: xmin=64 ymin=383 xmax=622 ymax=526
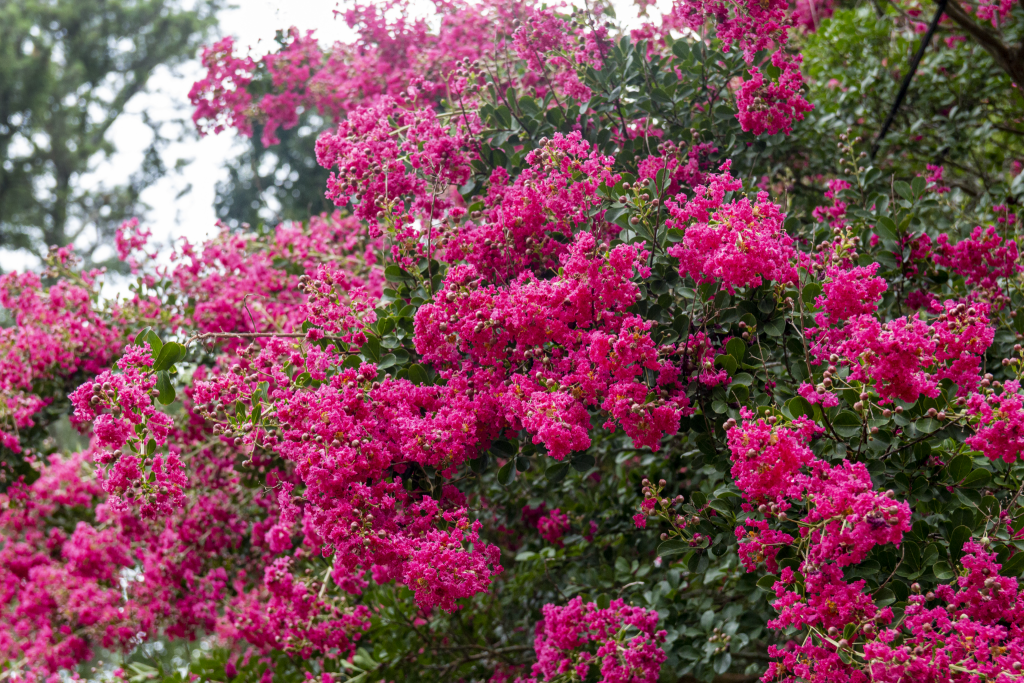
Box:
xmin=0 ymin=0 xmax=662 ymax=273
xmin=91 ymin=0 xmax=363 ymax=265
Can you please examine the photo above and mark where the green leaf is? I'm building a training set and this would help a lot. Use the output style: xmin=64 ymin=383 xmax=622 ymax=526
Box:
xmin=695 ymin=433 xmax=717 ymax=457
xmin=874 ymin=216 xmax=898 ymax=241
xmin=152 ymin=341 xmax=184 ymax=372
xmin=946 ymin=455 xmax=972 ymax=483
xmin=802 ymin=282 xmax=822 ymax=305
xmin=999 ymin=552 xmax=1024 ymax=578
xmin=708 ymin=499 xmax=733 ymax=516
xmin=714 ymin=354 xmax=738 ymax=374
xmin=155 ymin=371 xmax=175 ymax=405
xmin=962 ymin=468 xmax=991 ymax=488
xmin=933 ymin=560 xmax=955 ymax=581
xmin=732 ymin=372 xmax=753 ymax=386
xmin=490 ymin=439 xmax=516 ymax=457
xmin=497 ymin=460 xmax=517 ymax=486
xmin=571 ymin=452 xmax=595 ymax=472
xmin=915 ymin=417 xmax=939 ymax=434
xmin=894 ymin=180 xmax=913 ymax=201
xmin=658 ymin=540 xmax=689 ymax=557
xmin=546 ymin=460 xmax=571 ymax=483
xmin=407 ymin=363 xmax=429 ymax=385
xmin=362 ymin=336 xmax=381 ymax=362
xmin=763 ymin=317 xmax=786 ymax=336
xmin=949 ymin=525 xmax=973 ymax=563
xmin=787 ymin=396 xmax=814 ymax=420
xmin=726 ymin=337 xmax=746 ymax=363
xmin=378 ymin=353 xmax=397 ymax=370
xmin=756 ymin=574 xmax=779 ymax=591
xmin=133 ymin=326 xmax=152 ymax=346
xmin=144 ymin=330 xmax=163 ymax=358
xmin=469 ymin=453 xmax=489 ymax=474
xmin=145 ymin=438 xmax=156 ymax=456
xmin=384 ymin=265 xmax=416 ymax=282
xmin=352 ymin=649 xmax=377 ymax=670
xmin=873 ymin=587 xmax=896 ymax=607
xmin=832 ymin=411 xmax=862 ymax=438
xmin=294 ymin=372 xmax=312 ymax=388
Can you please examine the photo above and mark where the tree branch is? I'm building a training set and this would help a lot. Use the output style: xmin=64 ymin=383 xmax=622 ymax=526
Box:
xmin=942 ymin=0 xmax=1024 ymax=88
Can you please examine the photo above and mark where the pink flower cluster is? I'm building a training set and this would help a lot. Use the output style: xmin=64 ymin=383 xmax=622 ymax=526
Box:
xmin=812 ymin=179 xmax=851 ymax=229
xmin=726 ymin=411 xmax=922 ymax=681
xmin=447 ymin=132 xmax=621 ymax=279
xmin=736 ymin=52 xmax=814 ymax=136
xmin=316 ymin=98 xmax=475 ymax=228
xmin=193 ymin=345 xmax=505 ymax=612
xmin=0 ymin=251 xmax=123 ymax=453
xmin=114 ymin=217 xmax=154 ymax=273
xmin=935 ymin=225 xmax=1021 ymax=294
xmin=518 ymin=597 xmax=667 ymax=683
xmin=512 ymin=7 xmax=609 ymax=101
xmin=666 ymin=161 xmax=798 ymax=292
xmin=637 ymin=140 xmax=719 ymax=193
xmin=536 ymin=508 xmax=570 ymax=546
xmin=791 ymin=0 xmax=835 ymax=31
xmin=0 ymin=215 xmax=397 ymax=679
xmin=966 ymin=379 xmax=1024 ymax=462
xmin=68 ymin=344 xmax=183 ymax=514
xmin=190 ymin=1 xmax=522 ymax=145
xmin=416 ymin=230 xmax=689 ymax=459
xmin=832 ymin=300 xmax=993 ymax=404
xmin=767 ymin=542 xmax=1024 ymax=682
xmin=188 ymin=36 xmax=256 ymax=138
xmin=922 ymin=164 xmax=951 ymax=194
xmin=669 ymin=0 xmax=813 ymax=134
xmin=861 ymin=542 xmax=1024 ymax=681
xmin=813 ymin=263 xmax=888 ymax=328
xmin=170 ymin=212 xmax=381 ymax=341
xmin=0 ymin=448 xmax=332 ymax=678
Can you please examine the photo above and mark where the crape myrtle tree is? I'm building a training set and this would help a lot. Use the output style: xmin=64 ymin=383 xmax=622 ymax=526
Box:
xmin=3 ymin=1 xmax=1024 ymax=682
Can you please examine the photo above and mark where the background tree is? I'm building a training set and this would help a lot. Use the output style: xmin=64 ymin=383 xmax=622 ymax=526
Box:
xmin=0 ymin=0 xmax=223 ymax=265
xmin=214 ymin=113 xmax=333 ymax=229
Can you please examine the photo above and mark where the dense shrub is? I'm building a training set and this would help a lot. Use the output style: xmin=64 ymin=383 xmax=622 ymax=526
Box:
xmin=3 ymin=1 xmax=1024 ymax=682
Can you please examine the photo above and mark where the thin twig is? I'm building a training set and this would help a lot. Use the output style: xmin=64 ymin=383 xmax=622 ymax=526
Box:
xmin=870 ymin=0 xmax=949 ymax=158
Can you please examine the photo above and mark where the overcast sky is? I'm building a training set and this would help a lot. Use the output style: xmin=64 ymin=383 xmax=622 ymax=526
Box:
xmin=0 ymin=0 xmax=659 ymax=272
xmin=87 ymin=0 xmax=364 ymax=266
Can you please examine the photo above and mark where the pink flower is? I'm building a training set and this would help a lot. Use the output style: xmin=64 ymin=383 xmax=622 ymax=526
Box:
xmin=530 ymin=597 xmax=666 ymax=683
xmin=666 ymin=162 xmax=798 ymax=292
xmin=935 ymin=225 xmax=1021 ymax=293
xmin=966 ymin=380 xmax=1024 ymax=462
xmin=537 ymin=508 xmax=570 ymax=546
